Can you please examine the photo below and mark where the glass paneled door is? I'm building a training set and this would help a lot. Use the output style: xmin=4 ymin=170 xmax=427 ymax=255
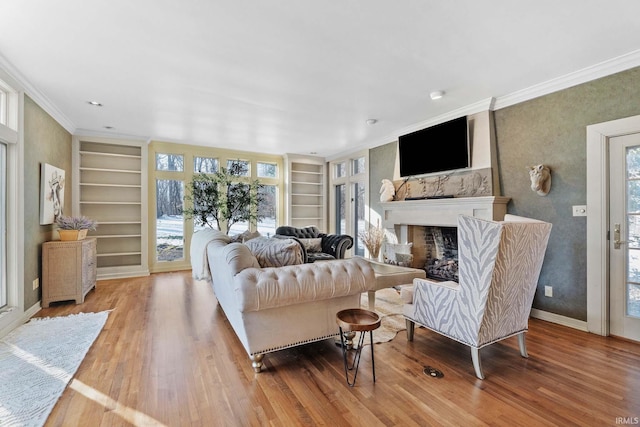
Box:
xmin=609 ymin=133 xmax=640 ymax=341
xmin=330 ymin=154 xmax=368 ymax=258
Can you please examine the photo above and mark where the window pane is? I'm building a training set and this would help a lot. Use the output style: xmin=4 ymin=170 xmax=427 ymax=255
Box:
xmin=352 ymin=157 xmax=365 ymax=175
xmin=156 ymin=179 xmax=184 ymax=261
xmin=257 ymin=162 xmax=277 ymax=178
xmin=335 ymin=184 xmax=346 ymax=235
xmin=0 ymin=143 xmax=5 ymax=306
xmin=354 ymin=182 xmax=365 ymax=257
xmin=156 ymin=153 xmax=184 ymax=171
xmin=194 ymin=156 xmax=218 ymax=174
xmin=335 ymin=162 xmax=346 ymax=178
xmin=227 ymin=159 xmax=249 ymax=176
xmin=257 ymin=185 xmax=277 ymax=237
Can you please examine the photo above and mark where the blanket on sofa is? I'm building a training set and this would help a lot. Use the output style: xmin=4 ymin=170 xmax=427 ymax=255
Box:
xmin=190 ymin=228 xmax=221 ymax=280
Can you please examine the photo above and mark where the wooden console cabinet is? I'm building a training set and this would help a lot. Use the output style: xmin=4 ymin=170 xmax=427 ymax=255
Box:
xmin=42 ymin=238 xmax=97 ymax=308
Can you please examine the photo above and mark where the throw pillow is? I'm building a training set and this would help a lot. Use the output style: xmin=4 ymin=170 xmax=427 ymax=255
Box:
xmin=244 ymin=237 xmax=304 ymax=267
xmin=298 ymin=237 xmax=323 ymax=253
xmin=230 ymin=230 xmax=262 ymax=243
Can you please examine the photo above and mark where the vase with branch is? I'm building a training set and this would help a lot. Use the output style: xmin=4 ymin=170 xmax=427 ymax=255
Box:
xmin=359 ymin=219 xmax=385 ymax=261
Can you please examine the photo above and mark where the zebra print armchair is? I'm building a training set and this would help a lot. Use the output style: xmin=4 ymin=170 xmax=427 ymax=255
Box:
xmin=403 ymin=214 xmax=552 ymax=379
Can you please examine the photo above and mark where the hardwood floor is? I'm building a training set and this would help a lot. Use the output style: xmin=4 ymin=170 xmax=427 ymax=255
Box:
xmin=37 ymin=271 xmax=639 ymax=427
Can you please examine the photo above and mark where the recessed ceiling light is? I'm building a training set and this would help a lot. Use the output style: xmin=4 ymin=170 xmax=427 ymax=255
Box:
xmin=103 ymin=126 xmax=114 ymax=129
xmin=430 ymin=91 xmax=445 ymax=100
xmin=366 ymin=119 xmax=378 ymax=125
xmin=87 ymin=101 xmax=103 ymax=106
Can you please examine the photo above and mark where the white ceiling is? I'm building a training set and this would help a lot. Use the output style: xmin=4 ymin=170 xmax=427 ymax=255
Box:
xmin=2 ymin=1 xmax=640 ymax=159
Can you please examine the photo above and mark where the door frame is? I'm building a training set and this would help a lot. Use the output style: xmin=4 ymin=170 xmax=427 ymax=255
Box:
xmin=586 ymin=114 xmax=640 ymax=335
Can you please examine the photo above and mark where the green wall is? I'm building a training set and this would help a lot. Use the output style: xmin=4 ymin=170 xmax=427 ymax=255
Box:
xmin=370 ymin=66 xmax=640 ymax=321
xmin=23 ymin=95 xmax=72 ymax=309
xmin=495 ymin=66 xmax=640 ymax=320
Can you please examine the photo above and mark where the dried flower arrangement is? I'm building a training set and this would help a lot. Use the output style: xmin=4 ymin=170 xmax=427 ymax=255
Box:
xmin=55 ymin=215 xmax=98 ymax=230
xmin=359 ymin=219 xmax=385 ymax=259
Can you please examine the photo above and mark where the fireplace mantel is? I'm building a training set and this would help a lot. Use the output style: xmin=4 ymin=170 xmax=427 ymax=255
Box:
xmin=380 ymin=196 xmax=511 ymax=229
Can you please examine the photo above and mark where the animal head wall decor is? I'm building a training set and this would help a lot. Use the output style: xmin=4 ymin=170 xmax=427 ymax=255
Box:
xmin=529 ymin=164 xmax=551 ymax=196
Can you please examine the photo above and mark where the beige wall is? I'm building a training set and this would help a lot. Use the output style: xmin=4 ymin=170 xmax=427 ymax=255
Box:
xmin=23 ymin=95 xmax=72 ymax=309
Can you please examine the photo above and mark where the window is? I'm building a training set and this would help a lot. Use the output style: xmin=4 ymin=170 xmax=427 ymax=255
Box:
xmin=194 ymin=156 xmax=218 ymax=174
xmin=257 ymin=184 xmax=277 ymax=236
xmin=227 ymin=159 xmax=249 ymax=176
xmin=148 ymin=143 xmax=283 ymax=273
xmin=155 ymin=153 xmax=185 ymax=262
xmin=0 ymin=143 xmax=5 ymax=307
xmin=335 ymin=162 xmax=346 ymax=178
xmin=156 ymin=179 xmax=184 ymax=261
xmin=257 ymin=162 xmax=277 ymax=178
xmin=156 ymin=153 xmax=184 ymax=171
xmin=352 ymin=157 xmax=365 ymax=175
xmin=0 ymin=71 xmax=21 ymax=334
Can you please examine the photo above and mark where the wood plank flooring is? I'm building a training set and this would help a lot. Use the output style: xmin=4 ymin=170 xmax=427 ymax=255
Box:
xmin=36 ymin=271 xmax=639 ymax=427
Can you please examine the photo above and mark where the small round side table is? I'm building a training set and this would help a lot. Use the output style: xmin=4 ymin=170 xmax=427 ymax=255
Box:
xmin=336 ymin=308 xmax=381 ymax=387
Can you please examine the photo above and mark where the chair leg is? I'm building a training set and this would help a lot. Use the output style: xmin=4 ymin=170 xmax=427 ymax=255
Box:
xmin=471 ymin=347 xmax=485 ymax=379
xmin=405 ymin=319 xmax=415 ymax=341
xmin=518 ymin=332 xmax=529 ymax=358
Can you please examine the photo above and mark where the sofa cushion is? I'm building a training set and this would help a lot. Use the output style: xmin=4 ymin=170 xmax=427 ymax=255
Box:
xmin=244 ymin=237 xmax=304 ymax=268
xmin=298 ymin=237 xmax=322 ymax=253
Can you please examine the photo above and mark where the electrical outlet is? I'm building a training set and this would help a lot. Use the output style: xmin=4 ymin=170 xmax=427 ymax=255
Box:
xmin=544 ymin=285 xmax=553 ymax=297
xmin=32 ymin=278 xmax=39 ymax=290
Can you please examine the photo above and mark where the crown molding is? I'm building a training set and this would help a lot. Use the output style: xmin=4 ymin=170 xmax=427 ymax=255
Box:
xmin=0 ymin=53 xmax=76 ymax=134
xmin=494 ymin=49 xmax=640 ymax=110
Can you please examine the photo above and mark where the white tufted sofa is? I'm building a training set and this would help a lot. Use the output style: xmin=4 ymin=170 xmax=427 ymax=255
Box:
xmin=191 ymin=229 xmax=376 ymax=372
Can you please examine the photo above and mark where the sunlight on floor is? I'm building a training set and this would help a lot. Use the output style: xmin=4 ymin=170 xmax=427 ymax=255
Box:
xmin=70 ymin=380 xmax=167 ymax=427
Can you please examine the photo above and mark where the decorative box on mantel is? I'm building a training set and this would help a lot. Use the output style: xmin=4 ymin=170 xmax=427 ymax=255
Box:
xmin=380 ymin=196 xmax=510 ymax=243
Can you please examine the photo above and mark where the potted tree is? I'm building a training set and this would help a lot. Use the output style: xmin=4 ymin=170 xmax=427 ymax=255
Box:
xmin=55 ymin=215 xmax=98 ymax=241
xmin=183 ymin=160 xmax=265 ymax=234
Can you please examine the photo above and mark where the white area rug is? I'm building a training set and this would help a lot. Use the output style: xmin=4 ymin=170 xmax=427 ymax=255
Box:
xmin=360 ymin=288 xmax=406 ymax=344
xmin=0 ymin=311 xmax=109 ymax=427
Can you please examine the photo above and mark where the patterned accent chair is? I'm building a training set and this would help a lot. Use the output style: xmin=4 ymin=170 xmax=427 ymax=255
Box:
xmin=274 ymin=226 xmax=353 ymax=262
xmin=403 ymin=214 xmax=552 ymax=379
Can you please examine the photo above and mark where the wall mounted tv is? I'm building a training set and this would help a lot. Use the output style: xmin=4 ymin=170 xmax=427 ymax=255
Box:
xmin=398 ymin=115 xmax=470 ymax=178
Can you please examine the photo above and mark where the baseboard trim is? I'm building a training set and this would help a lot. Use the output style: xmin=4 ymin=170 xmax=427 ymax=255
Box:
xmin=530 ymin=308 xmax=588 ymax=332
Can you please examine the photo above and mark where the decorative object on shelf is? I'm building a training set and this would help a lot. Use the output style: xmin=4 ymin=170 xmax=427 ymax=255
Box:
xmin=529 ymin=164 xmax=551 ymax=196
xmin=379 ymin=179 xmax=395 ymax=202
xmin=55 ymin=215 xmax=98 ymax=241
xmin=183 ymin=160 xmax=265 ymax=234
xmin=359 ymin=219 xmax=386 ymax=260
xmin=391 ymin=168 xmax=493 ymax=201
xmin=39 ymin=163 xmax=65 ymax=225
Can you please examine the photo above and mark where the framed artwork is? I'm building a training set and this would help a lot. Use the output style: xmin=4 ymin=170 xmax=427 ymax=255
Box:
xmin=40 ymin=163 xmax=65 ymax=225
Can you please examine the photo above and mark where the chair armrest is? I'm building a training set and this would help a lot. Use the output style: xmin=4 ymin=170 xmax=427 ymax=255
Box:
xmin=320 ymin=234 xmax=353 ymax=259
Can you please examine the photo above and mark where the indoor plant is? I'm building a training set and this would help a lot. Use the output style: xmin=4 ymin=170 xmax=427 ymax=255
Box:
xmin=183 ymin=160 xmax=265 ymax=234
xmin=55 ymin=215 xmax=98 ymax=241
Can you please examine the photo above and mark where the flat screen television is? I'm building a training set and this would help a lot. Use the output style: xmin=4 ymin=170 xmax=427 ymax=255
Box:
xmin=398 ymin=115 xmax=470 ymax=177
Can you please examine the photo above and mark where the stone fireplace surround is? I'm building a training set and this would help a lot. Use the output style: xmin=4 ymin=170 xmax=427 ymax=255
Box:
xmin=380 ymin=196 xmax=510 ymax=277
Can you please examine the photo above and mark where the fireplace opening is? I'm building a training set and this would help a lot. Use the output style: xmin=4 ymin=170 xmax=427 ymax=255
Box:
xmin=423 ymin=226 xmax=458 ymax=282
